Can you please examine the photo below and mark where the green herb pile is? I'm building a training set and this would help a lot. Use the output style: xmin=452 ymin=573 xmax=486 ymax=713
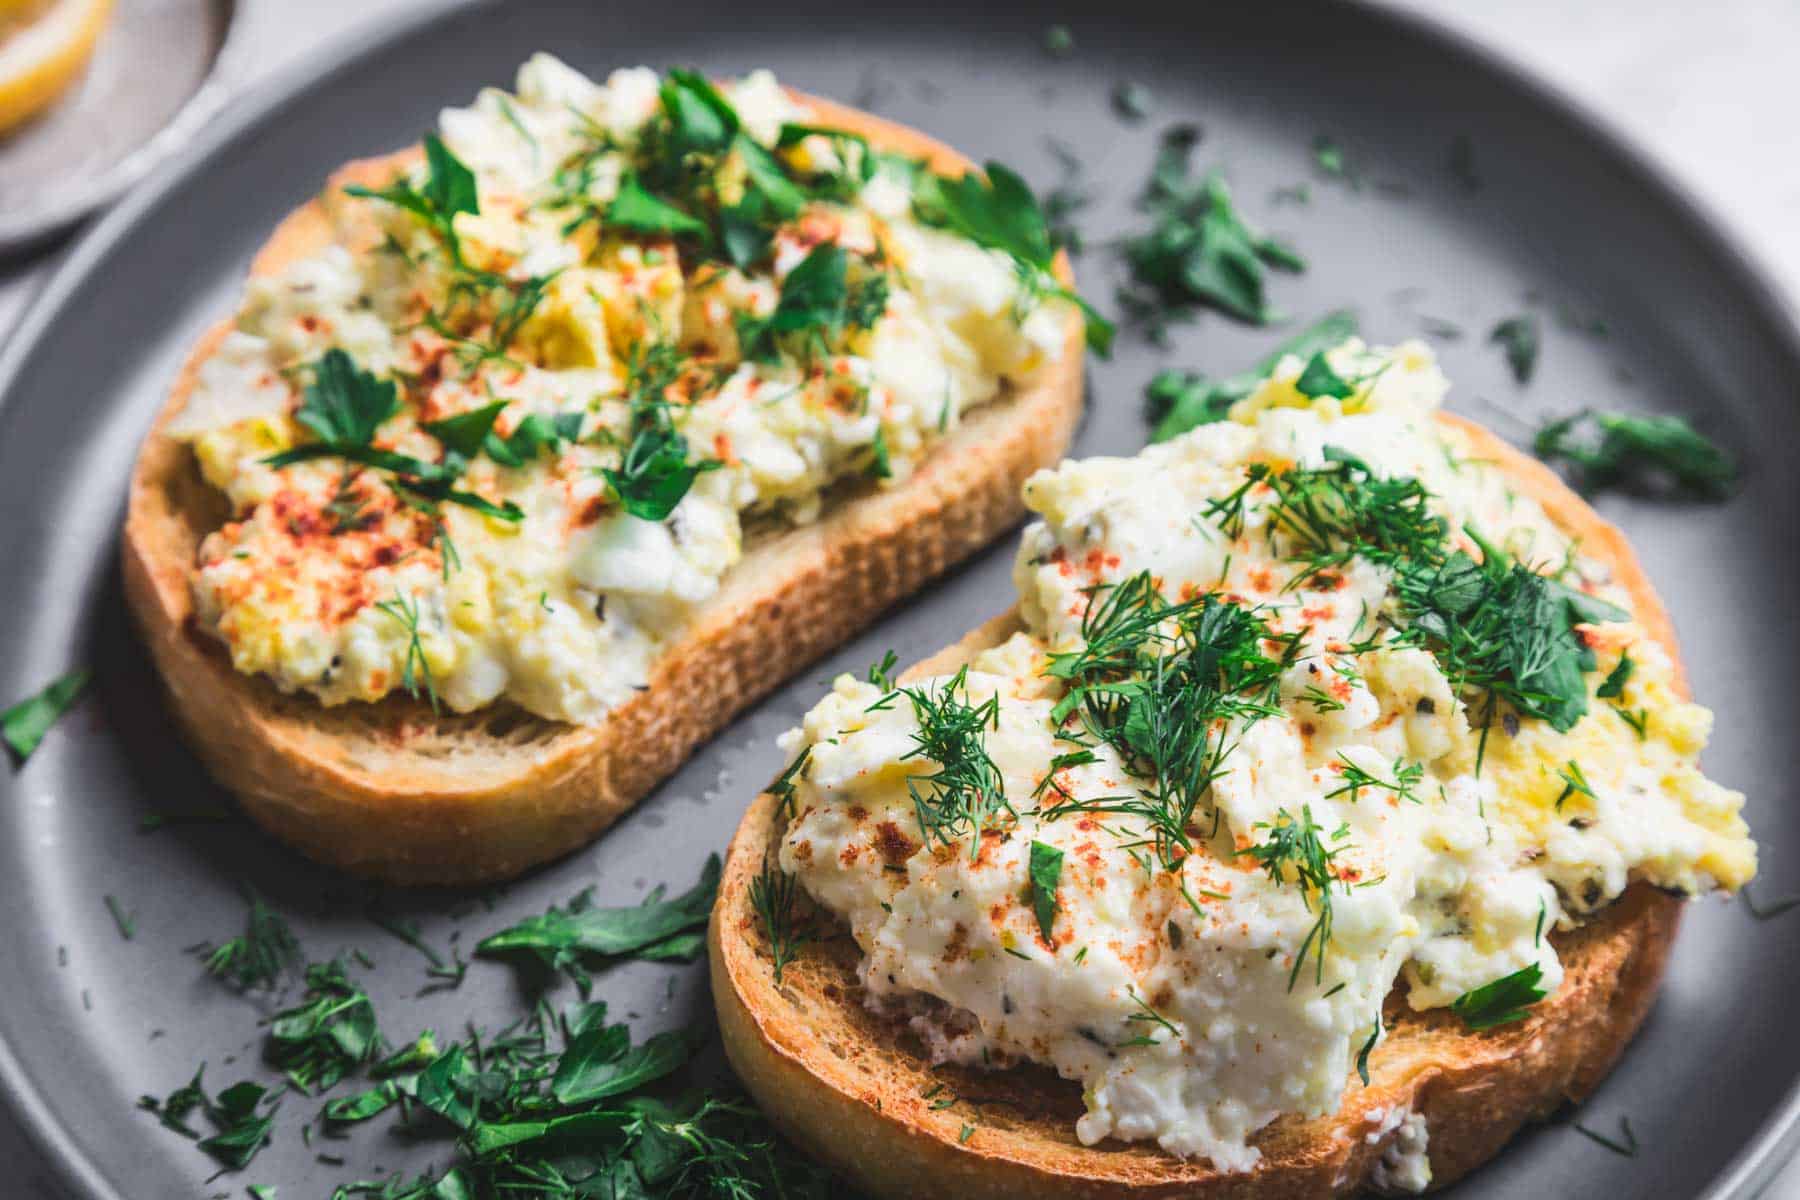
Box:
xmin=134 ymin=856 xmax=836 ymax=1197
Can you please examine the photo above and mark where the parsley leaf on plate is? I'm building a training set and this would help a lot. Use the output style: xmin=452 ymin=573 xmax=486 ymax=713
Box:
xmin=266 ymin=961 xmax=381 ymax=1094
xmin=140 ymin=1069 xmax=276 ymax=1171
xmin=2 ymin=667 xmax=89 ymax=763
xmin=1534 ymin=409 xmax=1738 ymax=498
xmin=1488 ymin=313 xmax=1540 ymax=383
xmin=475 ymin=854 xmax=721 ymax=989
xmin=1123 ymin=126 xmax=1303 ymax=327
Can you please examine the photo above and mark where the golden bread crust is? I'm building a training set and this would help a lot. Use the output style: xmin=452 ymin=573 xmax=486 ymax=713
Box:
xmin=121 ymin=94 xmax=1086 ymax=884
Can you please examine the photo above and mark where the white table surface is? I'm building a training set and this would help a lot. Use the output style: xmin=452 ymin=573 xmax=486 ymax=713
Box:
xmin=1 ymin=0 xmax=1794 ymax=1194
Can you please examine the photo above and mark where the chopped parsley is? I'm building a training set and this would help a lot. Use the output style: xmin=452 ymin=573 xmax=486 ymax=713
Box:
xmin=140 ymin=1069 xmax=277 ymax=1171
xmin=1111 ymin=81 xmax=1154 ymax=122
xmin=345 ymin=133 xmax=478 ymax=261
xmin=913 ymin=160 xmax=1113 ymax=352
xmin=2 ymin=667 xmax=90 ymax=763
xmin=266 ymin=961 xmax=381 ymax=1093
xmin=1043 ymin=23 xmax=1074 ymax=56
xmin=1571 ymin=1114 xmax=1639 ymax=1157
xmin=1145 ymin=309 xmax=1358 ymax=441
xmin=1488 ymin=313 xmax=1540 ymax=383
xmin=1122 ymin=125 xmax=1303 ymax=329
xmin=1596 ymin=651 xmax=1633 ymax=700
xmin=1534 ymin=409 xmax=1738 ymax=498
xmin=1449 ymin=962 xmax=1547 ymax=1030
xmin=601 ymin=340 xmax=720 ymax=522
xmin=263 ymin=350 xmax=524 ymax=523
xmin=475 ymin=854 xmax=720 ymax=990
xmin=1027 ymin=840 xmax=1065 ymax=943
xmin=1311 ymin=134 xmax=1353 ymax=183
xmin=104 ymin=894 xmax=136 ymax=941
xmin=1293 ymin=350 xmax=1355 ymax=399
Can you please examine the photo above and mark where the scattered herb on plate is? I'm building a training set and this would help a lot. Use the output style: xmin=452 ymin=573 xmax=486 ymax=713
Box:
xmin=1111 ymin=81 xmax=1154 ymax=122
xmin=1489 ymin=313 xmax=1540 ymax=383
xmin=476 ymin=854 xmax=720 ymax=991
xmin=1533 ymin=409 xmax=1737 ymax=498
xmin=3 ymin=667 xmax=90 ymax=764
xmin=1122 ymin=125 xmax=1303 ymax=331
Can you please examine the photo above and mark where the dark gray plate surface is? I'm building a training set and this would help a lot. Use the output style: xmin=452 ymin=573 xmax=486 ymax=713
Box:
xmin=1 ymin=1 xmax=1796 ymax=1196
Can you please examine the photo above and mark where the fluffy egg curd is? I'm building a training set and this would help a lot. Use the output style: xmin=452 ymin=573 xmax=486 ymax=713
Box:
xmin=772 ymin=340 xmax=1755 ymax=1178
xmin=167 ymin=55 xmax=1076 ymax=722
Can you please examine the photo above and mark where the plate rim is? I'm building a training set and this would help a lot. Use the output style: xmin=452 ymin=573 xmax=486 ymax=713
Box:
xmin=0 ymin=0 xmax=1794 ymax=1195
xmin=0 ymin=0 xmax=246 ymax=253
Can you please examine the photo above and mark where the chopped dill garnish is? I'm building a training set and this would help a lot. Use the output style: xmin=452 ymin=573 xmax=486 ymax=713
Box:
xmin=1554 ymin=760 xmax=1596 ymax=811
xmin=1039 ymin=574 xmax=1293 ymax=870
xmin=748 ymin=861 xmax=813 ymax=987
xmin=893 ymin=667 xmax=1011 ymax=855
xmin=198 ymin=892 xmax=301 ymax=989
xmin=1325 ymin=753 xmax=1424 ymax=805
xmin=373 ymin=592 xmax=438 ymax=713
xmin=1238 ymin=805 xmax=1349 ymax=990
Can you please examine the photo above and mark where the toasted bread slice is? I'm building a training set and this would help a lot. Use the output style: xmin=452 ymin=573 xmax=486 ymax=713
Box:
xmin=121 ymin=94 xmax=1085 ymax=885
xmin=710 ymin=413 xmax=1686 ymax=1197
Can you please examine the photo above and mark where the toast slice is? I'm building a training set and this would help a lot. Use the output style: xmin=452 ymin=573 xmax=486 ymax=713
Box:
xmin=710 ymin=413 xmax=1686 ymax=1197
xmin=121 ymin=94 xmax=1085 ymax=885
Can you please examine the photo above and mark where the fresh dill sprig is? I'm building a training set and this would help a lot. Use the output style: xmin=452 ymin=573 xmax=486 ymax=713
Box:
xmin=1040 ymin=574 xmax=1292 ymax=870
xmin=1238 ymin=805 xmax=1348 ymax=990
xmin=895 ymin=666 xmax=1012 ymax=856
xmin=373 ymin=592 xmax=438 ymax=713
xmin=1553 ymin=760 xmax=1596 ymax=810
xmin=1121 ymin=986 xmax=1179 ymax=1046
xmin=198 ymin=891 xmax=301 ymax=989
xmin=748 ymin=860 xmax=813 ymax=986
xmin=1325 ymin=753 xmax=1424 ymax=805
xmin=1449 ymin=962 xmax=1547 ymax=1030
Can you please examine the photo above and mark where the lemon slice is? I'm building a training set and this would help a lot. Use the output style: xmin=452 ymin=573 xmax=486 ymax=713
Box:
xmin=0 ymin=0 xmax=113 ymax=137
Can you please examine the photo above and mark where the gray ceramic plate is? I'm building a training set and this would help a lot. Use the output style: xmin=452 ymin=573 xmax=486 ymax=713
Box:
xmin=1 ymin=1 xmax=1796 ymax=1196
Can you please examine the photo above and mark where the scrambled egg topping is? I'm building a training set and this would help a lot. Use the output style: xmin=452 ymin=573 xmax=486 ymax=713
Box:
xmin=171 ymin=55 xmax=1069 ymax=722
xmin=775 ymin=340 xmax=1754 ymax=1175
